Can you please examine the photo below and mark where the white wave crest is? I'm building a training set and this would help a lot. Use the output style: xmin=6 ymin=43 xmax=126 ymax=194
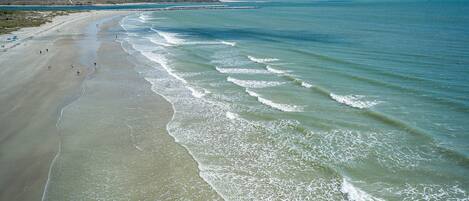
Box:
xmin=151 ymin=28 xmax=185 ymax=45
xmin=139 ymin=51 xmax=187 ymax=84
xmin=187 ymin=86 xmax=210 ymax=98
xmin=221 ymin=40 xmax=237 ymax=46
xmin=186 ymin=41 xmax=236 ymax=46
xmin=301 ymin=81 xmax=313 ymax=88
xmin=330 ymin=93 xmax=380 ymax=109
xmin=248 ymin=55 xmax=279 ymax=64
xmin=246 ymin=89 xmax=303 ymax=112
xmin=226 ymin=111 xmax=240 ymax=120
xmin=138 ymin=14 xmax=148 ymax=22
xmin=139 ymin=51 xmax=211 ymax=99
xmin=266 ymin=65 xmax=288 ymax=74
xmin=341 ymin=178 xmax=384 ymax=201
xmin=227 ymin=77 xmax=285 ymax=88
xmin=216 ymin=67 xmax=270 ymax=74
xmin=147 ymin=36 xmax=172 ymax=47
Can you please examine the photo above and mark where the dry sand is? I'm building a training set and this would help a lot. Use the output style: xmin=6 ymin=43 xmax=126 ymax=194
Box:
xmin=0 ymin=11 xmax=220 ymax=201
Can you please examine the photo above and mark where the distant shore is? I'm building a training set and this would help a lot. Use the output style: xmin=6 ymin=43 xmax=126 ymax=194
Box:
xmin=0 ymin=0 xmax=220 ymax=6
xmin=0 ymin=3 xmax=254 ymax=35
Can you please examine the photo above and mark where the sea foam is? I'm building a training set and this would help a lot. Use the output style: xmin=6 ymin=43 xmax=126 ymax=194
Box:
xmin=266 ymin=65 xmax=288 ymax=74
xmin=138 ymin=13 xmax=149 ymax=22
xmin=248 ymin=56 xmax=280 ymax=64
xmin=246 ymin=89 xmax=303 ymax=112
xmin=341 ymin=178 xmax=384 ymax=201
xmin=221 ymin=41 xmax=237 ymax=46
xmin=147 ymin=36 xmax=172 ymax=47
xmin=226 ymin=111 xmax=240 ymax=120
xmin=187 ymin=86 xmax=209 ymax=98
xmin=330 ymin=93 xmax=380 ymax=109
xmin=227 ymin=77 xmax=285 ymax=88
xmin=301 ymin=81 xmax=313 ymax=88
xmin=139 ymin=50 xmax=211 ymax=99
xmin=151 ymin=28 xmax=185 ymax=45
xmin=139 ymin=51 xmax=189 ymax=85
xmin=216 ymin=67 xmax=270 ymax=74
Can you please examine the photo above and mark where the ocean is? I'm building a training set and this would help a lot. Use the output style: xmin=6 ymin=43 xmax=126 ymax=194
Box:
xmin=118 ymin=1 xmax=469 ymax=200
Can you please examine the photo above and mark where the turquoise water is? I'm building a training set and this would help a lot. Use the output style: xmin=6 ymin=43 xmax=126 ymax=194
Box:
xmin=119 ymin=1 xmax=469 ymax=200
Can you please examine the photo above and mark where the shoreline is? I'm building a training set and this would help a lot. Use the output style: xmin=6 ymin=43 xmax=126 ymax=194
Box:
xmin=0 ymin=10 xmax=129 ymax=201
xmin=0 ymin=10 xmax=221 ymax=200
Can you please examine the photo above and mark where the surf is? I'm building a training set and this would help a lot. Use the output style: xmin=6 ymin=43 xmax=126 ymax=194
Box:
xmin=227 ymin=77 xmax=285 ymax=88
xmin=246 ymin=89 xmax=303 ymax=112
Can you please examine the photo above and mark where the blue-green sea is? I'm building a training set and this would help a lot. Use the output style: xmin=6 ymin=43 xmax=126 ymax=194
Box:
xmin=119 ymin=1 xmax=469 ymax=200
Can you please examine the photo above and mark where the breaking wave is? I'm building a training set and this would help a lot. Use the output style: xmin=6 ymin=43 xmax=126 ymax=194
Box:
xmin=266 ymin=65 xmax=289 ymax=74
xmin=226 ymin=111 xmax=240 ymax=120
xmin=227 ymin=77 xmax=285 ymax=88
xmin=216 ymin=67 xmax=270 ymax=74
xmin=246 ymin=89 xmax=303 ymax=112
xmin=221 ymin=40 xmax=237 ymax=46
xmin=248 ymin=55 xmax=280 ymax=64
xmin=341 ymin=178 xmax=384 ymax=201
xmin=150 ymin=28 xmax=185 ymax=46
xmin=330 ymin=93 xmax=381 ymax=109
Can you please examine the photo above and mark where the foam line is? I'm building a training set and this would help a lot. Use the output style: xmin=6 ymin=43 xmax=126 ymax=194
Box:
xmin=227 ymin=77 xmax=285 ymax=88
xmin=246 ymin=89 xmax=303 ymax=112
xmin=248 ymin=55 xmax=279 ymax=63
xmin=216 ymin=67 xmax=270 ymax=74
xmin=330 ymin=93 xmax=380 ymax=109
xmin=266 ymin=65 xmax=288 ymax=74
xmin=341 ymin=178 xmax=384 ymax=201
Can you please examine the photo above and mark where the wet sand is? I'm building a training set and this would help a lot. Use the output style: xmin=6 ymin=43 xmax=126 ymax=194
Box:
xmin=0 ymin=11 xmax=220 ymax=201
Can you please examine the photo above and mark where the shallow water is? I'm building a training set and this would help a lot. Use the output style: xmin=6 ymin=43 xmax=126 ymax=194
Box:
xmin=119 ymin=1 xmax=469 ymax=200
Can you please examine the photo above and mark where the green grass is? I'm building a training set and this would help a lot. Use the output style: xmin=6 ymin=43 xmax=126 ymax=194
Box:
xmin=0 ymin=11 xmax=76 ymax=35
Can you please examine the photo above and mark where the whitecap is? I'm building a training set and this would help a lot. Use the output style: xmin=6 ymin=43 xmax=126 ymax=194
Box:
xmin=330 ymin=93 xmax=380 ymax=109
xmin=301 ymin=81 xmax=313 ymax=88
xmin=147 ymin=36 xmax=172 ymax=47
xmin=341 ymin=178 xmax=384 ymax=201
xmin=226 ymin=111 xmax=240 ymax=120
xmin=139 ymin=51 xmax=187 ymax=84
xmin=266 ymin=65 xmax=288 ymax=74
xmin=227 ymin=77 xmax=285 ymax=88
xmin=151 ymin=28 xmax=185 ymax=45
xmin=248 ymin=55 xmax=279 ymax=64
xmin=216 ymin=67 xmax=270 ymax=74
xmin=187 ymin=86 xmax=208 ymax=98
xmin=138 ymin=13 xmax=148 ymax=22
xmin=246 ymin=89 xmax=303 ymax=112
xmin=221 ymin=40 xmax=237 ymax=47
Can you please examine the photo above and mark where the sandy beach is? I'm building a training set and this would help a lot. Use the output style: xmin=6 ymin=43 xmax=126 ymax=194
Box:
xmin=0 ymin=10 xmax=220 ymax=200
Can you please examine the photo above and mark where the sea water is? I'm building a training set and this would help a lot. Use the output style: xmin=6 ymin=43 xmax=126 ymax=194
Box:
xmin=119 ymin=1 xmax=469 ymax=200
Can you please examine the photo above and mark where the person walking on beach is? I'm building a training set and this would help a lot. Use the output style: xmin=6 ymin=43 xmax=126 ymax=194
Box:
xmin=39 ymin=50 xmax=42 ymax=54
xmin=94 ymin=62 xmax=96 ymax=66
xmin=46 ymin=49 xmax=48 ymax=52
xmin=77 ymin=70 xmax=80 ymax=76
